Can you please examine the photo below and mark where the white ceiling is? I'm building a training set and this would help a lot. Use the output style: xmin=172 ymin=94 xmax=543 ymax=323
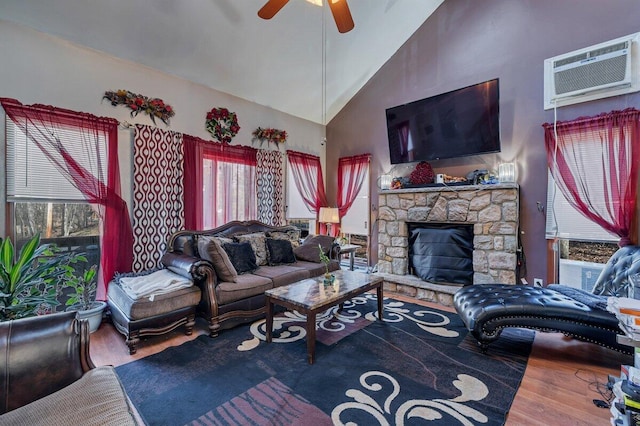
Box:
xmin=0 ymin=0 xmax=443 ymax=124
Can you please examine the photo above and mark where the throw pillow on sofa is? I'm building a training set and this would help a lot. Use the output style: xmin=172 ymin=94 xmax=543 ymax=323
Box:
xmin=197 ymin=236 xmax=238 ymax=282
xmin=222 ymin=241 xmax=258 ymax=274
xmin=293 ymin=234 xmax=334 ymax=263
xmin=266 ymin=238 xmax=297 ymax=266
xmin=266 ymin=229 xmax=301 ymax=248
xmin=234 ymin=232 xmax=268 ymax=266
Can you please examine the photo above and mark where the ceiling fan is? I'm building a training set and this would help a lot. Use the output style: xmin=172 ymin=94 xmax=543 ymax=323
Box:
xmin=258 ymin=0 xmax=355 ymax=33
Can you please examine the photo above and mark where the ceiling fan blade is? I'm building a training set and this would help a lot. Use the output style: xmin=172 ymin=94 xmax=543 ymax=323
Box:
xmin=258 ymin=0 xmax=290 ymax=19
xmin=328 ymin=0 xmax=355 ymax=33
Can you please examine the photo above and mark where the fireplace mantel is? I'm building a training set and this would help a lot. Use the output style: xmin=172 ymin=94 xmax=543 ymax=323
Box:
xmin=378 ymin=183 xmax=519 ymax=284
xmin=380 ymin=182 xmax=518 ymax=195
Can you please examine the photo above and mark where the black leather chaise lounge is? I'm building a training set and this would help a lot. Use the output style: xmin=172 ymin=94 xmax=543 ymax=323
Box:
xmin=454 ymin=245 xmax=640 ymax=354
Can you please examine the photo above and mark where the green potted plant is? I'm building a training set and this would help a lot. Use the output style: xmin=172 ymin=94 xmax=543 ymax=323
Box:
xmin=0 ymin=234 xmax=81 ymax=321
xmin=64 ymin=264 xmax=105 ymax=333
xmin=318 ymin=244 xmax=334 ymax=284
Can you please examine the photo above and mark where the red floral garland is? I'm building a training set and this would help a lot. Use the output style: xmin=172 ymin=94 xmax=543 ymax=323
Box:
xmin=103 ymin=90 xmax=174 ymax=125
xmin=252 ymin=127 xmax=287 ymax=146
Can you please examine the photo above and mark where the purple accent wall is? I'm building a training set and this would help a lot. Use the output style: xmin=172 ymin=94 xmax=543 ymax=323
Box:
xmin=326 ymin=0 xmax=640 ymax=283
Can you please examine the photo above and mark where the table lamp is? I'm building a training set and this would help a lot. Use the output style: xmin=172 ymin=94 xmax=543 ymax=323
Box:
xmin=319 ymin=207 xmax=340 ymax=236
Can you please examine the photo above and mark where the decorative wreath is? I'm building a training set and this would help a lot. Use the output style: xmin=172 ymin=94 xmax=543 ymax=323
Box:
xmin=103 ymin=90 xmax=174 ymax=125
xmin=252 ymin=127 xmax=288 ymax=146
xmin=205 ymin=107 xmax=240 ymax=144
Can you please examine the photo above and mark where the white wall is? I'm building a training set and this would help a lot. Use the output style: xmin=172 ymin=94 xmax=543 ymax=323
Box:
xmin=0 ymin=20 xmax=326 ymax=234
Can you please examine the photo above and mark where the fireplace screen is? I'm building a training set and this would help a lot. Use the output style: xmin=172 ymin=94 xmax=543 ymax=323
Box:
xmin=408 ymin=223 xmax=473 ymax=285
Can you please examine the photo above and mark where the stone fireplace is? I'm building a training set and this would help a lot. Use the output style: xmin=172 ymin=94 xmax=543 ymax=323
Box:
xmin=378 ymin=183 xmax=519 ymax=285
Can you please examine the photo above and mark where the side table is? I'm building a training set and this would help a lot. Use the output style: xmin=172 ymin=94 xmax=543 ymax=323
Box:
xmin=339 ymin=244 xmax=359 ymax=271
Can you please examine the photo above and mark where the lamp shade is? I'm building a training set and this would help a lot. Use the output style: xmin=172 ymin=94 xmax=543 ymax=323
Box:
xmin=319 ymin=207 xmax=340 ymax=224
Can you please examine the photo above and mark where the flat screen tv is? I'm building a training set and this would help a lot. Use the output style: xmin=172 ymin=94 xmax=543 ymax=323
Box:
xmin=386 ymin=79 xmax=500 ymax=164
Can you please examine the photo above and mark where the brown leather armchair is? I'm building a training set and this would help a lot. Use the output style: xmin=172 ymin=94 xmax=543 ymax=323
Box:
xmin=0 ymin=311 xmax=143 ymax=424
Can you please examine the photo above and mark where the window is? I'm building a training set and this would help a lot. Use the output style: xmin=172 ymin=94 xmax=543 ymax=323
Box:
xmin=546 ymin=172 xmax=618 ymax=289
xmin=5 ymin=117 xmax=101 ymax=260
xmin=202 ymin=147 xmax=257 ymax=229
xmin=338 ymin=155 xmax=370 ymax=266
xmin=543 ymin=109 xmax=640 ymax=288
xmin=545 ymin=172 xmax=618 ymax=242
xmin=286 ymin=153 xmax=323 ymax=235
xmin=340 ymin=163 xmax=370 ymax=236
xmin=2 ymin=98 xmax=132 ymax=299
xmin=286 ymin=164 xmax=316 ymax=228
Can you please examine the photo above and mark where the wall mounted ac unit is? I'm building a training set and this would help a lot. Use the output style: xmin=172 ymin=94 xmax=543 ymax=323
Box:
xmin=544 ymin=32 xmax=640 ymax=110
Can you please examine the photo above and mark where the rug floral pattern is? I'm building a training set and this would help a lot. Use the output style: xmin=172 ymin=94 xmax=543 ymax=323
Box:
xmin=239 ymin=294 xmax=460 ymax=352
xmin=116 ymin=295 xmax=532 ymax=426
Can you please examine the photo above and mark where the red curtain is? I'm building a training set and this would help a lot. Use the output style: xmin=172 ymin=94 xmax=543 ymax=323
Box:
xmin=336 ymin=154 xmax=370 ymax=235
xmin=543 ymin=108 xmax=640 ymax=246
xmin=338 ymin=154 xmax=370 ymax=217
xmin=183 ymin=135 xmax=204 ymax=229
xmin=287 ymin=150 xmax=329 ymax=232
xmin=183 ymin=134 xmax=257 ymax=229
xmin=1 ymin=98 xmax=133 ymax=298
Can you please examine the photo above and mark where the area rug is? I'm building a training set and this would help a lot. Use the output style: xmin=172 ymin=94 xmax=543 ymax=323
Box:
xmin=116 ymin=294 xmax=533 ymax=425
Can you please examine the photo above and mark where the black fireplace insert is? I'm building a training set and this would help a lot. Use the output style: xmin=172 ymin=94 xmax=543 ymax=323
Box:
xmin=408 ymin=222 xmax=473 ymax=285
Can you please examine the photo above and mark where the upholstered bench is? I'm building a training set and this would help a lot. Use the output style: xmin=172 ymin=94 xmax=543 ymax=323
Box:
xmin=108 ymin=270 xmax=201 ymax=354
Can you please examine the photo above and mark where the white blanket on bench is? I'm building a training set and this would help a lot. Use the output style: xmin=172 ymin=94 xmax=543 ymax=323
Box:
xmin=119 ymin=269 xmax=192 ymax=301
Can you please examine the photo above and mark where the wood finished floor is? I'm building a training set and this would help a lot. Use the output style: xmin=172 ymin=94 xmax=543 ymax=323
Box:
xmin=90 ymin=293 xmax=630 ymax=426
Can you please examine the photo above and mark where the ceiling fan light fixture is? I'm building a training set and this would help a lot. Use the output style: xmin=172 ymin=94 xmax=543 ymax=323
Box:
xmin=259 ymin=0 xmax=354 ymax=33
xmin=328 ymin=0 xmax=354 ymax=33
xmin=258 ymin=0 xmax=290 ymax=20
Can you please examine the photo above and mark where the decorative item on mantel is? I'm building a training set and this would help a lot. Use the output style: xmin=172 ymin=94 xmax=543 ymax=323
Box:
xmin=205 ymin=107 xmax=240 ymax=144
xmin=498 ymin=162 xmax=516 ymax=183
xmin=103 ymin=90 xmax=175 ymax=125
xmin=379 ymin=173 xmax=392 ymax=190
xmin=252 ymin=127 xmax=287 ymax=147
xmin=390 ymin=177 xmax=408 ymax=189
xmin=408 ymin=161 xmax=435 ymax=186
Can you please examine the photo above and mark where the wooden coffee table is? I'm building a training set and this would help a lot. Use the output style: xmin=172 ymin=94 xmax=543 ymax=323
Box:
xmin=265 ymin=269 xmax=383 ymax=364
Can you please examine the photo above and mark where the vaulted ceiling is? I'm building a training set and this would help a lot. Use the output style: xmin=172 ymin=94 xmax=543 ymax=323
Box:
xmin=0 ymin=0 xmax=443 ymax=124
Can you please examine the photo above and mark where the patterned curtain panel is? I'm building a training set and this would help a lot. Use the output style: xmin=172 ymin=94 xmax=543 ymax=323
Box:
xmin=132 ymin=124 xmax=185 ymax=271
xmin=256 ymin=149 xmax=285 ymax=226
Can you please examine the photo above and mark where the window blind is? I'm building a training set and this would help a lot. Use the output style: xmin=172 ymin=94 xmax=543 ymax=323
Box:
xmin=6 ymin=117 xmax=106 ymax=201
xmin=545 ymin=171 xmax=617 ymax=242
